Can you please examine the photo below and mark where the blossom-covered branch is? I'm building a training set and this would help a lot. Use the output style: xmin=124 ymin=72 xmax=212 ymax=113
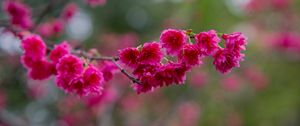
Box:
xmin=1 ymin=0 xmax=247 ymax=96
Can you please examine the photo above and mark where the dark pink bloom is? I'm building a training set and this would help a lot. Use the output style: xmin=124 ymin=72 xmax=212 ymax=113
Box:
xmin=28 ymin=59 xmax=55 ymax=80
xmin=119 ymin=47 xmax=140 ymax=68
xmin=56 ymin=55 xmax=84 ymax=75
xmin=222 ymin=32 xmax=247 ymax=53
xmin=21 ymin=55 xmax=35 ymax=68
xmin=69 ymin=76 xmax=87 ymax=96
xmin=137 ymin=42 xmax=163 ymax=65
xmin=3 ymin=1 xmax=33 ymax=29
xmin=213 ymin=49 xmax=244 ymax=74
xmin=195 ymin=30 xmax=221 ymax=56
xmin=84 ymin=0 xmax=106 ymax=7
xmin=160 ymin=29 xmax=187 ymax=55
xmin=154 ymin=62 xmax=190 ymax=87
xmin=50 ymin=42 xmax=71 ymax=64
xmin=21 ymin=35 xmax=46 ymax=61
xmin=133 ymin=64 xmax=159 ymax=78
xmin=178 ymin=44 xmax=201 ymax=66
xmin=56 ymin=74 xmax=74 ymax=92
xmin=83 ymin=65 xmax=104 ymax=95
xmin=61 ymin=3 xmax=78 ymax=21
xmin=133 ymin=75 xmax=155 ymax=94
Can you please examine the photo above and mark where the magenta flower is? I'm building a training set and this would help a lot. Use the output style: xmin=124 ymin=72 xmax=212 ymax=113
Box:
xmin=160 ymin=29 xmax=188 ymax=55
xmin=83 ymin=65 xmax=104 ymax=95
xmin=56 ymin=74 xmax=74 ymax=92
xmin=3 ymin=1 xmax=33 ymax=29
xmin=28 ymin=59 xmax=55 ymax=80
xmin=56 ymin=55 xmax=84 ymax=75
xmin=137 ymin=42 xmax=163 ymax=65
xmin=69 ymin=76 xmax=87 ymax=96
xmin=154 ymin=62 xmax=190 ymax=87
xmin=222 ymin=32 xmax=247 ymax=53
xmin=195 ymin=30 xmax=221 ymax=56
xmin=21 ymin=35 xmax=46 ymax=61
xmin=178 ymin=44 xmax=201 ymax=66
xmin=99 ymin=61 xmax=119 ymax=82
xmin=213 ymin=49 xmax=244 ymax=74
xmin=119 ymin=47 xmax=140 ymax=68
xmin=132 ymin=75 xmax=155 ymax=94
xmin=50 ymin=42 xmax=71 ymax=64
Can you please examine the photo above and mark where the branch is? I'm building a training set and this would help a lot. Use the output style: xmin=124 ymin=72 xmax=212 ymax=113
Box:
xmin=73 ymin=49 xmax=141 ymax=84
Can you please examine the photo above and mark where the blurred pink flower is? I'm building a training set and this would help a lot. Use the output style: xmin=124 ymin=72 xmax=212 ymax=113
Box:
xmin=61 ymin=3 xmax=78 ymax=21
xmin=3 ymin=0 xmax=33 ymax=29
xmin=178 ymin=102 xmax=200 ymax=126
xmin=189 ymin=71 xmax=208 ymax=88
xmin=221 ymin=75 xmax=242 ymax=92
xmin=244 ymin=67 xmax=268 ymax=91
xmin=37 ymin=19 xmax=65 ymax=38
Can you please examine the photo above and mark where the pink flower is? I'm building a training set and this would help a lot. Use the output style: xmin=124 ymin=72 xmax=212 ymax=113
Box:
xmin=222 ymin=32 xmax=247 ymax=53
xmin=56 ymin=55 xmax=84 ymax=75
xmin=133 ymin=75 xmax=155 ymax=94
xmin=99 ymin=61 xmax=119 ymax=81
xmin=195 ymin=30 xmax=221 ymax=56
xmin=50 ymin=42 xmax=71 ymax=64
xmin=154 ymin=62 xmax=190 ymax=87
xmin=56 ymin=74 xmax=74 ymax=92
xmin=137 ymin=42 xmax=163 ymax=65
xmin=119 ymin=47 xmax=140 ymax=68
xmin=28 ymin=59 xmax=55 ymax=80
xmin=178 ymin=44 xmax=201 ymax=66
xmin=160 ymin=29 xmax=187 ymax=55
xmin=61 ymin=3 xmax=78 ymax=21
xmin=69 ymin=76 xmax=87 ymax=96
xmin=37 ymin=20 xmax=65 ymax=38
xmin=21 ymin=35 xmax=46 ymax=61
xmin=83 ymin=65 xmax=104 ymax=94
xmin=84 ymin=0 xmax=106 ymax=7
xmin=3 ymin=1 xmax=33 ymax=29
xmin=213 ymin=49 xmax=244 ymax=74
xmin=133 ymin=64 xmax=159 ymax=78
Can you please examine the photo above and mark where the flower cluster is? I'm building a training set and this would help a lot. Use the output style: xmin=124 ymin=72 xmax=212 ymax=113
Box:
xmin=3 ymin=0 xmax=33 ymax=29
xmin=20 ymin=29 xmax=246 ymax=95
xmin=20 ymin=35 xmax=105 ymax=96
xmin=119 ymin=29 xmax=247 ymax=93
xmin=37 ymin=3 xmax=79 ymax=38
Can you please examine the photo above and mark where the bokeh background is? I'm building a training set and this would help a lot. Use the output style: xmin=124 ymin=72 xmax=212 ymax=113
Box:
xmin=0 ymin=0 xmax=300 ymax=126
